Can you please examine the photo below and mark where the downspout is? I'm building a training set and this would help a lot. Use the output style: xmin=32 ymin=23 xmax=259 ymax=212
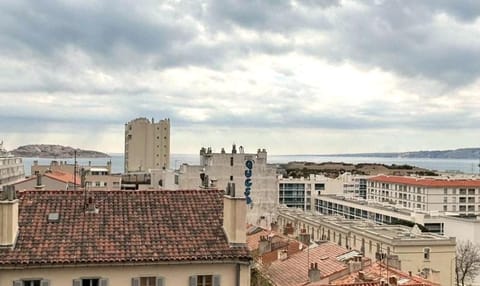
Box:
xmin=236 ymin=263 xmax=240 ymax=286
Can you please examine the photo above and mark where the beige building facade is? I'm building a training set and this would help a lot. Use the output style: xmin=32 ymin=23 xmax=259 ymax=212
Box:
xmin=124 ymin=117 xmax=170 ymax=173
xmin=0 ymin=188 xmax=251 ymax=286
xmin=276 ymin=207 xmax=456 ymax=286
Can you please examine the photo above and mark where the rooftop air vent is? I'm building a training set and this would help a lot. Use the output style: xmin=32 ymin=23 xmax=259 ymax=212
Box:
xmin=47 ymin=213 xmax=60 ymax=223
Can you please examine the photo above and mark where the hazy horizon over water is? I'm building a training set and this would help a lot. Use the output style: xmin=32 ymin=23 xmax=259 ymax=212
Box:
xmin=20 ymin=154 xmax=480 ymax=176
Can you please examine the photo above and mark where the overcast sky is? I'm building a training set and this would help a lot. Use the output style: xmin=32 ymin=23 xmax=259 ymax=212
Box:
xmin=1 ymin=0 xmax=479 ymax=155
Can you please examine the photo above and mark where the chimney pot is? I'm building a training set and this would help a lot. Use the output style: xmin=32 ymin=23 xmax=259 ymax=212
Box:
xmin=308 ymin=263 xmax=321 ymax=282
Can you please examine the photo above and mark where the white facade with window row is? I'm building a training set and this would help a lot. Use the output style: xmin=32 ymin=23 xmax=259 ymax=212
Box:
xmin=368 ymin=175 xmax=480 ymax=215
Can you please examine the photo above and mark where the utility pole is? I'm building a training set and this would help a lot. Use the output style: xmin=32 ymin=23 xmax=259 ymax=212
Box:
xmin=74 ymin=150 xmax=77 ymax=191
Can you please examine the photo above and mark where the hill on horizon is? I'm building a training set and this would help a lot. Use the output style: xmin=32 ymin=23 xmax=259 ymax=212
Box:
xmin=332 ymin=147 xmax=480 ymax=159
xmin=10 ymin=144 xmax=110 ymax=158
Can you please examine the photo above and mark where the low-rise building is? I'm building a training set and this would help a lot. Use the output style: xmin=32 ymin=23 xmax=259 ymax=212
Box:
xmin=13 ymin=170 xmax=80 ymax=190
xmin=31 ymin=159 xmax=112 ymax=176
xmin=0 ymin=187 xmax=251 ymax=286
xmin=276 ymin=207 xmax=456 ymax=286
xmin=278 ymin=174 xmax=343 ymax=211
xmin=0 ymin=142 xmax=25 ymax=187
xmin=368 ymin=175 xmax=480 ymax=215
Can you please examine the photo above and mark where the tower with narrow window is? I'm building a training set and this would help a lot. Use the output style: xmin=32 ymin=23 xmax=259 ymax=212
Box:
xmin=124 ymin=117 xmax=170 ymax=173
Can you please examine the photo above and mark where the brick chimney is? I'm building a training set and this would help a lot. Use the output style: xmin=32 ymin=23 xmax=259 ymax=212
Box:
xmin=258 ymin=235 xmax=272 ymax=255
xmin=348 ymin=256 xmax=363 ymax=273
xmin=0 ymin=185 xmax=19 ymax=247
xmin=223 ymin=183 xmax=246 ymax=245
xmin=308 ymin=263 xmax=321 ymax=282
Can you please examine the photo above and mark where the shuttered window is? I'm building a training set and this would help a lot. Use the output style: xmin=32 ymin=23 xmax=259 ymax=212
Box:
xmin=131 ymin=277 xmax=164 ymax=286
xmin=13 ymin=280 xmax=50 ymax=286
xmin=72 ymin=278 xmax=108 ymax=286
xmin=189 ymin=275 xmax=220 ymax=286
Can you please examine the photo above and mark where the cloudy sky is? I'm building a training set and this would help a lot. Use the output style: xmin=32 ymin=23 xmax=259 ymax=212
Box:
xmin=1 ymin=0 xmax=479 ymax=155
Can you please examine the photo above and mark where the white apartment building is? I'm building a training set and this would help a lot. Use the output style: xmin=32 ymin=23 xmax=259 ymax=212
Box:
xmin=0 ymin=142 xmax=25 ymax=187
xmin=338 ymin=172 xmax=370 ymax=199
xmin=368 ymin=175 xmax=480 ymax=215
xmin=278 ymin=174 xmax=343 ymax=211
xmin=176 ymin=145 xmax=278 ymax=228
xmin=124 ymin=117 xmax=170 ymax=172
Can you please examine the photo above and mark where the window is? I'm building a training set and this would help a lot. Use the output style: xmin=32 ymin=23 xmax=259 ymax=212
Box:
xmin=189 ymin=275 xmax=220 ymax=286
xmin=131 ymin=277 xmax=164 ymax=286
xmin=230 ymin=175 xmax=233 ymax=181
xmin=73 ymin=278 xmax=108 ymax=286
xmin=13 ymin=281 xmax=49 ymax=286
xmin=424 ymin=248 xmax=430 ymax=260
xmin=230 ymin=157 xmax=234 ymax=166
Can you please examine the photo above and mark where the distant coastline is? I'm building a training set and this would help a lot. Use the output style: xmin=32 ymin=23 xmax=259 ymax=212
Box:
xmin=325 ymin=147 xmax=480 ymax=160
xmin=10 ymin=144 xmax=110 ymax=158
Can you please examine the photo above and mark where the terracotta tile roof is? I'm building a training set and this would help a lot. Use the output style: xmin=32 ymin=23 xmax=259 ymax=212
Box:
xmin=247 ymin=227 xmax=272 ymax=251
xmin=14 ymin=171 xmax=80 ymax=186
xmin=266 ymin=242 xmax=350 ymax=286
xmin=331 ymin=262 xmax=439 ymax=286
xmin=0 ymin=189 xmax=250 ymax=266
xmin=45 ymin=171 xmax=80 ymax=185
xmin=369 ymin=175 xmax=480 ymax=188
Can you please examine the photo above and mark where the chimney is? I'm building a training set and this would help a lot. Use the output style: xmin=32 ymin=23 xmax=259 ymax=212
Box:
xmin=35 ymin=173 xmax=45 ymax=190
xmin=299 ymin=229 xmax=311 ymax=245
xmin=223 ymin=183 xmax=246 ymax=245
xmin=85 ymin=196 xmax=98 ymax=214
xmin=308 ymin=262 xmax=321 ymax=282
xmin=348 ymin=257 xmax=363 ymax=273
xmin=258 ymin=235 xmax=272 ymax=255
xmin=388 ymin=276 xmax=398 ymax=286
xmin=278 ymin=249 xmax=288 ymax=261
xmin=0 ymin=185 xmax=19 ymax=247
xmin=283 ymin=223 xmax=294 ymax=235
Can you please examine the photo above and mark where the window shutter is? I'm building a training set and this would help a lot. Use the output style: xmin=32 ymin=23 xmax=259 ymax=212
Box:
xmin=213 ymin=275 xmax=221 ymax=286
xmin=73 ymin=279 xmax=81 ymax=286
xmin=99 ymin=278 xmax=108 ymax=286
xmin=132 ymin=278 xmax=140 ymax=286
xmin=189 ymin=276 xmax=197 ymax=286
xmin=41 ymin=280 xmax=51 ymax=286
xmin=156 ymin=277 xmax=165 ymax=286
xmin=13 ymin=281 xmax=22 ymax=286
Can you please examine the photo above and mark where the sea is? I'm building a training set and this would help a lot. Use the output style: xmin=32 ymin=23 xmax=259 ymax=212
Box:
xmin=20 ymin=154 xmax=480 ymax=176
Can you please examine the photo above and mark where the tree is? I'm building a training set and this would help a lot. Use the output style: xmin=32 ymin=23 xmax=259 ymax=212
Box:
xmin=456 ymin=240 xmax=480 ymax=286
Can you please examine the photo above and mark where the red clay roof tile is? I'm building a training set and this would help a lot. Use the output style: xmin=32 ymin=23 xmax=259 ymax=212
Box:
xmin=369 ymin=175 xmax=480 ymax=188
xmin=0 ymin=189 xmax=250 ymax=266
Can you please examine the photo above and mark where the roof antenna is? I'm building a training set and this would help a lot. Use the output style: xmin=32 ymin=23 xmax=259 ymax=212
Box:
xmin=74 ymin=150 xmax=77 ymax=192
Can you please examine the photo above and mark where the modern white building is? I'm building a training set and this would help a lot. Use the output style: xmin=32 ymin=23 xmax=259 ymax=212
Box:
xmin=368 ymin=175 xmax=480 ymax=215
xmin=124 ymin=117 xmax=170 ymax=172
xmin=0 ymin=142 xmax=24 ymax=187
xmin=338 ymin=172 xmax=370 ymax=199
xmin=278 ymin=174 xmax=343 ymax=211
xmin=176 ymin=145 xmax=278 ymax=228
